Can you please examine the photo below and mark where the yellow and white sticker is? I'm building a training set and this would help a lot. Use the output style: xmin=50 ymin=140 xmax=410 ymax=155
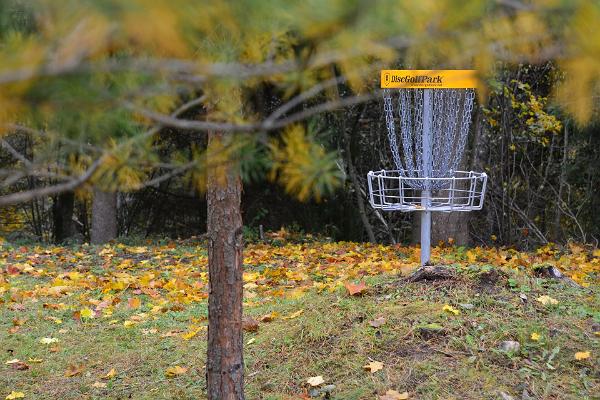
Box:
xmin=380 ymin=70 xmax=477 ymax=89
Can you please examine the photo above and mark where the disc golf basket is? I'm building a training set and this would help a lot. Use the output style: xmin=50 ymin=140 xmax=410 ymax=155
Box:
xmin=368 ymin=70 xmax=487 ymax=266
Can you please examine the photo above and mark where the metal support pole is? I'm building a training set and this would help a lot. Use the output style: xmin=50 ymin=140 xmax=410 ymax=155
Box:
xmin=420 ymin=89 xmax=433 ymax=266
xmin=420 ymin=206 xmax=431 ymax=265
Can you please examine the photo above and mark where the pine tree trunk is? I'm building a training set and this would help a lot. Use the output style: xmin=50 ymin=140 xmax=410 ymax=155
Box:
xmin=53 ymin=191 xmax=75 ymax=243
xmin=91 ymin=189 xmax=118 ymax=244
xmin=206 ymin=131 xmax=245 ymax=400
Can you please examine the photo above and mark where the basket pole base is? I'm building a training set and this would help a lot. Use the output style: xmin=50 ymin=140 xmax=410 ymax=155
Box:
xmin=420 ymin=211 xmax=431 ymax=266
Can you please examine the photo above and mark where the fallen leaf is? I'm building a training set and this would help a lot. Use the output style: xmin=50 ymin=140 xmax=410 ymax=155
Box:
xmin=575 ymin=351 xmax=591 ymax=360
xmin=345 ymin=281 xmax=368 ymax=296
xmin=282 ymin=309 xmax=304 ymax=320
xmin=259 ymin=312 xmax=279 ymax=322
xmin=80 ymin=308 xmax=93 ymax=319
xmin=128 ymin=297 xmax=141 ymax=309
xmin=242 ymin=317 xmax=259 ymax=332
xmin=369 ymin=317 xmax=386 ymax=328
xmin=5 ymin=359 xmax=21 ymax=365
xmin=92 ymin=381 xmax=107 ymax=388
xmin=10 ymin=361 xmax=29 ymax=371
xmin=64 ymin=364 xmax=85 ymax=377
xmin=536 ymin=295 xmax=558 ymax=306
xmin=306 ymin=375 xmax=325 ymax=387
xmin=181 ymin=325 xmax=205 ymax=340
xmin=102 ymin=368 xmax=116 ymax=380
xmin=246 ymin=338 xmax=256 ymax=345
xmin=5 ymin=392 xmax=25 ymax=400
xmin=27 ymin=358 xmax=43 ymax=364
xmin=442 ymin=304 xmax=460 ymax=315
xmin=165 ymin=365 xmax=188 ymax=378
xmin=530 ymin=332 xmax=541 ymax=341
xmin=380 ymin=390 xmax=409 ymax=400
xmin=39 ymin=337 xmax=59 ymax=345
xmin=363 ymin=360 xmax=384 ymax=373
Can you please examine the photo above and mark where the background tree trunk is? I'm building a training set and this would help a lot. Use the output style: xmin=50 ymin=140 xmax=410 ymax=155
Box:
xmin=411 ymin=209 xmax=469 ymax=246
xmin=90 ymin=188 xmax=118 ymax=244
xmin=206 ymin=131 xmax=245 ymax=400
xmin=52 ymin=191 xmax=75 ymax=243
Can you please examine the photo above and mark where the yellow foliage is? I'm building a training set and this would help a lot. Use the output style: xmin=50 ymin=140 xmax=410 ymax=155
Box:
xmin=0 ymin=206 xmax=26 ymax=233
xmin=557 ymin=2 xmax=600 ymax=124
xmin=49 ymin=15 xmax=112 ymax=69
xmin=123 ymin=1 xmax=190 ymax=57
xmin=269 ymin=125 xmax=341 ymax=202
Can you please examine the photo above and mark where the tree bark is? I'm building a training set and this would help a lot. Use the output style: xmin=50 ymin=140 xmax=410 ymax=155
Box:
xmin=206 ymin=131 xmax=245 ymax=400
xmin=52 ymin=191 xmax=75 ymax=243
xmin=90 ymin=188 xmax=118 ymax=244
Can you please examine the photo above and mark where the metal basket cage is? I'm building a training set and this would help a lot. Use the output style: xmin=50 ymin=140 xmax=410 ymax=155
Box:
xmin=367 ymin=169 xmax=487 ymax=212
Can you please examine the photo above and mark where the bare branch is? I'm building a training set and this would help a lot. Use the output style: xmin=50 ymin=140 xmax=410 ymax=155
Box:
xmin=1 ymin=138 xmax=32 ymax=167
xmin=0 ymin=157 xmax=103 ymax=206
xmin=127 ymin=92 xmax=379 ymax=133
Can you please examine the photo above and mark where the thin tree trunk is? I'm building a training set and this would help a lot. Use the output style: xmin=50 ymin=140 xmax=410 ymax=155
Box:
xmin=52 ymin=191 xmax=75 ymax=243
xmin=90 ymin=189 xmax=118 ymax=244
xmin=206 ymin=131 xmax=245 ymax=400
xmin=554 ymin=121 xmax=568 ymax=239
xmin=342 ymin=117 xmax=376 ymax=243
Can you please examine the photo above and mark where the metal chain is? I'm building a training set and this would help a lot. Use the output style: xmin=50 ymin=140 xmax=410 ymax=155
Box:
xmin=381 ymin=88 xmax=475 ymax=190
xmin=382 ymin=89 xmax=403 ymax=171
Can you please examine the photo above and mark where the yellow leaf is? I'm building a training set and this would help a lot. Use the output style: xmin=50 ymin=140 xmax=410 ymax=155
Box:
xmin=181 ymin=325 xmax=205 ymax=340
xmin=102 ymin=368 xmax=116 ymax=380
xmin=363 ymin=360 xmax=384 ymax=373
xmin=5 ymin=392 xmax=25 ymax=400
xmin=5 ymin=359 xmax=20 ymax=365
xmin=282 ymin=309 xmax=304 ymax=320
xmin=575 ymin=351 xmax=591 ymax=360
xmin=530 ymin=332 xmax=541 ymax=341
xmin=306 ymin=376 xmax=325 ymax=386
xmin=165 ymin=365 xmax=188 ymax=378
xmin=80 ymin=308 xmax=94 ymax=319
xmin=442 ymin=305 xmax=460 ymax=315
xmin=123 ymin=320 xmax=137 ymax=328
xmin=536 ymin=295 xmax=558 ymax=306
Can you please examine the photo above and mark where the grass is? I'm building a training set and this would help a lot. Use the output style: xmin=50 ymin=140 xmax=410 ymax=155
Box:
xmin=1 ymin=241 xmax=599 ymax=399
